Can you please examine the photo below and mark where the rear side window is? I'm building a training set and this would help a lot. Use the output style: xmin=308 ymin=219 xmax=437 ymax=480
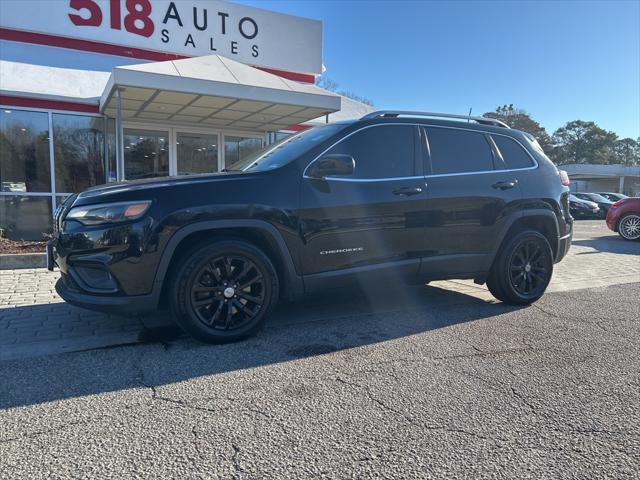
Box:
xmin=492 ymin=135 xmax=535 ymax=169
xmin=425 ymin=127 xmax=494 ymax=175
xmin=326 ymin=125 xmax=415 ymax=179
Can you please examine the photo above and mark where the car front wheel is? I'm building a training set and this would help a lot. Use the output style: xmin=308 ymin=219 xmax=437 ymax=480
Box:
xmin=487 ymin=231 xmax=553 ymax=305
xmin=618 ymin=214 xmax=640 ymax=241
xmin=170 ymin=239 xmax=279 ymax=343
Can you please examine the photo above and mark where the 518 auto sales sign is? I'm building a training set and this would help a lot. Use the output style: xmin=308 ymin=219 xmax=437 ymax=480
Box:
xmin=0 ymin=0 xmax=323 ymax=75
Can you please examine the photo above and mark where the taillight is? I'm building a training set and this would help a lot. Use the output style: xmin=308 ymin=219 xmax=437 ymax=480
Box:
xmin=559 ymin=170 xmax=570 ymax=186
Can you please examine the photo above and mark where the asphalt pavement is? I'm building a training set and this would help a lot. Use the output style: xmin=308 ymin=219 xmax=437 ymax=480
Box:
xmin=1 ymin=280 xmax=639 ymax=478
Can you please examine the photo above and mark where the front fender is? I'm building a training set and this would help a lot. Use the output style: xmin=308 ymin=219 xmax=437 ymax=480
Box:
xmin=150 ymin=219 xmax=304 ymax=305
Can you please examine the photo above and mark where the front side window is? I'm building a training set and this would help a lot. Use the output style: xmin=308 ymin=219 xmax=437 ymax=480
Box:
xmin=426 ymin=127 xmax=494 ymax=175
xmin=492 ymin=135 xmax=534 ymax=169
xmin=0 ymin=109 xmax=51 ymax=192
xmin=53 ymin=114 xmax=105 ymax=193
xmin=324 ymin=125 xmax=415 ymax=179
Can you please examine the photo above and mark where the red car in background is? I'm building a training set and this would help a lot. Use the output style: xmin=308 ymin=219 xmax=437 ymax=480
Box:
xmin=606 ymin=197 xmax=640 ymax=241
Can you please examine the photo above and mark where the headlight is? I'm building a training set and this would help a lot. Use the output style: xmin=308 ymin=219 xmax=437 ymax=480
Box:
xmin=66 ymin=201 xmax=152 ymax=226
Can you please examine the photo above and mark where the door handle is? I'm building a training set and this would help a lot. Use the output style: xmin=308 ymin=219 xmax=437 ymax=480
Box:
xmin=492 ymin=180 xmax=518 ymax=190
xmin=392 ymin=186 xmax=423 ymax=196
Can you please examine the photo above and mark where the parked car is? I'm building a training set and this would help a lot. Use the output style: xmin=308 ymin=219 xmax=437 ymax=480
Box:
xmin=569 ymin=194 xmax=600 ymax=219
xmin=606 ymin=197 xmax=640 ymax=241
xmin=48 ymin=110 xmax=573 ymax=343
xmin=597 ymin=192 xmax=628 ymax=202
xmin=573 ymin=193 xmax=614 ymax=218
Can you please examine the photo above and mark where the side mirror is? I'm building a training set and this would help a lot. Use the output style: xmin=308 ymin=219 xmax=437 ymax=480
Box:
xmin=307 ymin=154 xmax=355 ymax=179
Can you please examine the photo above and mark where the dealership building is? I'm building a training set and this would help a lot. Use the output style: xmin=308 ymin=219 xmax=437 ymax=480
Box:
xmin=0 ymin=0 xmax=372 ymax=240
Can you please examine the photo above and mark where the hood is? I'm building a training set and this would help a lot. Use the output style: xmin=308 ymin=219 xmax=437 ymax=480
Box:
xmin=576 ymin=199 xmax=598 ymax=208
xmin=76 ymin=171 xmax=245 ymax=200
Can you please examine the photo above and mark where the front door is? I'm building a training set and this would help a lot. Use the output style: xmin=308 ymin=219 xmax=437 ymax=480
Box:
xmin=420 ymin=126 xmax=524 ymax=275
xmin=298 ymin=124 xmax=426 ymax=279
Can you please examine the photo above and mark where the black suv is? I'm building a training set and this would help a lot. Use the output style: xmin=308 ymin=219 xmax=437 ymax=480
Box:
xmin=49 ymin=111 xmax=572 ymax=343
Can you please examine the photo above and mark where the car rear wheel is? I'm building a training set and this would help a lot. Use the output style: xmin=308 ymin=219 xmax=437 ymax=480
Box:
xmin=170 ymin=239 xmax=279 ymax=343
xmin=618 ymin=214 xmax=640 ymax=241
xmin=487 ymin=231 xmax=553 ymax=305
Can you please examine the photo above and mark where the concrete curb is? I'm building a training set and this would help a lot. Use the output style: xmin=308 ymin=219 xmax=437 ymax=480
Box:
xmin=0 ymin=253 xmax=47 ymax=270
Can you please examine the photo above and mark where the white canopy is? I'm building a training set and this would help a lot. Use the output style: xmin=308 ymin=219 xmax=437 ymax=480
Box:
xmin=100 ymin=55 xmax=341 ymax=132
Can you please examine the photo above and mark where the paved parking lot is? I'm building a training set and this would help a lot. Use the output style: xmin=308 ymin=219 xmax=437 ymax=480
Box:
xmin=0 ymin=220 xmax=639 ymax=478
xmin=1 ymin=220 xmax=638 ymax=361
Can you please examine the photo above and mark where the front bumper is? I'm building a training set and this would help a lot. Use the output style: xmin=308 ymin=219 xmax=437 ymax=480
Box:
xmin=554 ymin=230 xmax=573 ymax=263
xmin=55 ymin=276 xmax=157 ymax=315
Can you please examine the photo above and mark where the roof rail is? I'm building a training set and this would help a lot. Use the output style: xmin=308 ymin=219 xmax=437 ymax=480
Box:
xmin=360 ymin=110 xmax=510 ymax=128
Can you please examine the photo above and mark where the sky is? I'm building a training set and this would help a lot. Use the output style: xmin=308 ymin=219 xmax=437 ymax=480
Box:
xmin=238 ymin=0 xmax=640 ymax=139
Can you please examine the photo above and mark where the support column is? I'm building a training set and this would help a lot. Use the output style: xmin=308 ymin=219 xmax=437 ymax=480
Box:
xmin=619 ymin=176 xmax=625 ymax=194
xmin=115 ymin=88 xmax=125 ymax=181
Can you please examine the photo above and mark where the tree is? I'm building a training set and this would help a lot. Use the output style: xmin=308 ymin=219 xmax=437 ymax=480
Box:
xmin=551 ymin=120 xmax=618 ymax=165
xmin=315 ymin=75 xmax=374 ymax=106
xmin=612 ymin=137 xmax=640 ymax=166
xmin=483 ymin=104 xmax=553 ymax=153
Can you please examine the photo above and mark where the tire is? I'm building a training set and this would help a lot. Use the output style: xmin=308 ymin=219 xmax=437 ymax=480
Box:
xmin=618 ymin=214 xmax=640 ymax=241
xmin=486 ymin=231 xmax=554 ymax=305
xmin=170 ymin=239 xmax=279 ymax=343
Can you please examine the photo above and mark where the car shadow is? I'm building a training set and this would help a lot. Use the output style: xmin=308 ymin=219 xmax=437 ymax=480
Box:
xmin=1 ymin=283 xmax=523 ymax=410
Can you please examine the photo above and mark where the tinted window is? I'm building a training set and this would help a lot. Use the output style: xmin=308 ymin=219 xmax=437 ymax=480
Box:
xmin=492 ymin=135 xmax=534 ymax=169
xmin=326 ymin=125 xmax=414 ymax=179
xmin=426 ymin=127 xmax=493 ymax=175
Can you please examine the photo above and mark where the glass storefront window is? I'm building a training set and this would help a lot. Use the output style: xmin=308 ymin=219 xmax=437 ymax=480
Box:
xmin=274 ymin=132 xmax=292 ymax=142
xmin=177 ymin=132 xmax=219 ymax=175
xmin=0 ymin=195 xmax=52 ymax=240
xmin=0 ymin=109 xmax=51 ymax=192
xmin=53 ymin=114 xmax=105 ymax=193
xmin=224 ymin=136 xmax=263 ymax=170
xmin=106 ymin=117 xmax=117 ymax=183
xmin=124 ymin=129 xmax=169 ymax=180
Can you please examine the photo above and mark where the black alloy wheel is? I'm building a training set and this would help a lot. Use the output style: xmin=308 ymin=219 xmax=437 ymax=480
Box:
xmin=508 ymin=240 xmax=550 ymax=297
xmin=190 ymin=255 xmax=266 ymax=330
xmin=487 ymin=231 xmax=553 ymax=305
xmin=171 ymin=240 xmax=279 ymax=343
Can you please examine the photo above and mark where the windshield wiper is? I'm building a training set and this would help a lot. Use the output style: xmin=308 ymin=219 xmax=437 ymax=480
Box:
xmin=220 ymin=168 xmax=244 ymax=173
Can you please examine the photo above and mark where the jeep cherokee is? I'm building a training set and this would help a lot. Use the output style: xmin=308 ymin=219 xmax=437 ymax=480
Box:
xmin=48 ymin=111 xmax=573 ymax=343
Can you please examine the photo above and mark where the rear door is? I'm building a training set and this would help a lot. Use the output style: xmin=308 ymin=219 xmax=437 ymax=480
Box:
xmin=297 ymin=124 xmax=426 ymax=277
xmin=420 ymin=126 xmax=525 ymax=275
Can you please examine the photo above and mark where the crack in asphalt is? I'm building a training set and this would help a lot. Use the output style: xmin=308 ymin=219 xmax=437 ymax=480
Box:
xmin=333 ymin=375 xmax=501 ymax=443
xmin=334 ymin=376 xmax=415 ymax=424
xmin=231 ymin=442 xmax=245 ymax=475
xmin=0 ymin=420 xmax=90 ymax=445
xmin=531 ymin=301 xmax=636 ymax=347
xmin=432 ymin=346 xmax=541 ymax=360
xmin=510 ymin=386 xmax=537 ymax=412
xmin=189 ymin=424 xmax=205 ymax=469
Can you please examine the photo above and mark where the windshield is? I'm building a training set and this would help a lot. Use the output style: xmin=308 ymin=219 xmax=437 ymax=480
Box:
xmin=230 ymin=123 xmax=350 ymax=173
xmin=580 ymin=193 xmax=611 ymax=203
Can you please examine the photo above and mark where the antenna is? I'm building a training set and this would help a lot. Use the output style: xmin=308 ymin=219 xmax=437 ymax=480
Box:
xmin=468 ymin=107 xmax=472 ymax=123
